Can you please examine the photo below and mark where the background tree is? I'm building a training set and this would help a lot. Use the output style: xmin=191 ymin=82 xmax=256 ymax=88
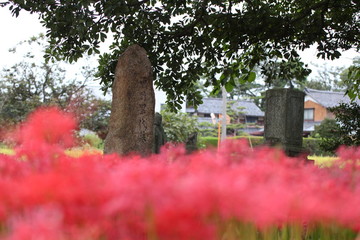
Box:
xmin=161 ymin=109 xmax=199 ymax=144
xmin=2 ymin=0 xmax=359 ymax=110
xmin=80 ymin=99 xmax=111 ymax=140
xmin=339 ymin=57 xmax=360 ymax=100
xmin=198 ymin=57 xmax=311 ymax=110
xmin=311 ymin=118 xmax=342 ymax=155
xmin=0 ymin=35 xmax=90 ymax=123
xmin=329 ymin=102 xmax=360 ymax=147
xmin=308 ymin=102 xmax=360 ymax=155
xmin=0 ymin=35 xmax=111 ymax=138
xmin=294 ymin=57 xmax=360 ymax=97
xmin=226 ymin=100 xmax=245 ymax=136
xmin=303 ymin=62 xmax=347 ymax=91
xmin=228 ymin=81 xmax=266 ymax=110
xmin=249 ymin=58 xmax=311 ymax=109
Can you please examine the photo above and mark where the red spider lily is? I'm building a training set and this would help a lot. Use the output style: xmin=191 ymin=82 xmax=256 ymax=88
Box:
xmin=0 ymin=108 xmax=359 ymax=239
xmin=12 ymin=107 xmax=76 ymax=169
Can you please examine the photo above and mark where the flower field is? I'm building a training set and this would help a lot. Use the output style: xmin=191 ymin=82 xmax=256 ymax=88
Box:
xmin=0 ymin=107 xmax=359 ymax=239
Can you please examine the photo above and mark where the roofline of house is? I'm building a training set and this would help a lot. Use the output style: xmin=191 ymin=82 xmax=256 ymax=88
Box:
xmin=304 ymin=88 xmax=346 ymax=95
xmin=201 ymin=97 xmax=257 ymax=102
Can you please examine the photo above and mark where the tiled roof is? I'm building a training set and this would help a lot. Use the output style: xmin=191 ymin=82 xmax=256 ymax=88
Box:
xmin=191 ymin=98 xmax=264 ymax=117
xmin=304 ymin=88 xmax=360 ymax=108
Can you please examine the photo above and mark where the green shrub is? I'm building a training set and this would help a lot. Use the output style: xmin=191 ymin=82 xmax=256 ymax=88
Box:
xmin=200 ymin=136 xmax=264 ymax=149
xmin=200 ymin=136 xmax=332 ymax=156
xmin=330 ymin=102 xmax=360 ymax=146
xmin=200 ymin=137 xmax=218 ymax=148
xmin=82 ymin=133 xmax=103 ymax=149
xmin=311 ymin=119 xmax=341 ymax=139
xmin=161 ymin=110 xmax=199 ymax=143
xmin=227 ymin=136 xmax=264 ymax=148
xmin=198 ymin=122 xmax=218 ymax=137
xmin=303 ymin=138 xmax=326 ymax=156
xmin=311 ymin=118 xmax=342 ymax=155
xmin=240 ymin=136 xmax=264 ymax=147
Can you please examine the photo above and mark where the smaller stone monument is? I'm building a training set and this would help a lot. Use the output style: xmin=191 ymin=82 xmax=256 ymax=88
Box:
xmin=153 ymin=112 xmax=167 ymax=154
xmin=185 ymin=132 xmax=198 ymax=154
xmin=264 ymin=88 xmax=305 ymax=157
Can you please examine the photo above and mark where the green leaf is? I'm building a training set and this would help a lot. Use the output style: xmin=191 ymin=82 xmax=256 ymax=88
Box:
xmin=100 ymin=32 xmax=107 ymax=42
xmin=219 ymin=73 xmax=228 ymax=85
xmin=225 ymin=81 xmax=234 ymax=92
xmin=9 ymin=0 xmax=359 ymax=110
xmin=247 ymin=71 xmax=256 ymax=82
xmin=348 ymin=91 xmax=356 ymax=101
xmin=211 ymin=86 xmax=220 ymax=96
xmin=273 ymin=50 xmax=282 ymax=58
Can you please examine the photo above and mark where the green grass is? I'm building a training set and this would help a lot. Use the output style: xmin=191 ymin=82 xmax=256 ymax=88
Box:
xmin=0 ymin=148 xmax=15 ymax=155
xmin=0 ymin=147 xmax=102 ymax=157
xmin=65 ymin=147 xmax=102 ymax=158
xmin=308 ymin=156 xmax=338 ymax=167
xmin=0 ymin=147 xmax=340 ymax=166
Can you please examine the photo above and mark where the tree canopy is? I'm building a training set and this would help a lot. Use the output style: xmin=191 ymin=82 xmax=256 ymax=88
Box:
xmin=2 ymin=0 xmax=359 ymax=110
xmin=341 ymin=57 xmax=360 ymax=100
xmin=0 ymin=35 xmax=90 ymax=123
xmin=0 ymin=35 xmax=111 ymax=138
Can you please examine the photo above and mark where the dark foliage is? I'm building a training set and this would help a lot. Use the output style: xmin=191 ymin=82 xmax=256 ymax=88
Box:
xmin=3 ymin=0 xmax=359 ymax=110
xmin=330 ymin=102 xmax=360 ymax=147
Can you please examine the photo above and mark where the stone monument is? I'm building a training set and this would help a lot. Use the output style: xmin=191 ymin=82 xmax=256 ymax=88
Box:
xmin=104 ymin=44 xmax=155 ymax=156
xmin=264 ymin=88 xmax=305 ymax=157
xmin=153 ymin=112 xmax=166 ymax=154
xmin=185 ymin=132 xmax=198 ymax=154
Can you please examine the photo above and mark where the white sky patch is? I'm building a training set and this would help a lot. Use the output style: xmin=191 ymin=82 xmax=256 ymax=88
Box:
xmin=0 ymin=7 xmax=112 ymax=99
xmin=298 ymin=45 xmax=359 ymax=80
xmin=0 ymin=7 xmax=44 ymax=68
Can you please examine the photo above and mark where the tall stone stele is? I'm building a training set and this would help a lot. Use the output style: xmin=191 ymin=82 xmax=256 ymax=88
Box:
xmin=104 ymin=44 xmax=155 ymax=156
xmin=264 ymin=88 xmax=305 ymax=157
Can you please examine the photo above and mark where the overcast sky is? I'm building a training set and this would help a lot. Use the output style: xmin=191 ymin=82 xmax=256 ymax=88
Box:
xmin=0 ymin=6 xmax=359 ymax=88
xmin=0 ymin=7 xmax=44 ymax=68
xmin=0 ymin=7 xmax=113 ymax=99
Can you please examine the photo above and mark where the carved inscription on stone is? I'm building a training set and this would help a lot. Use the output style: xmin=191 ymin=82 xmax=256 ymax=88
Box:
xmin=104 ymin=44 xmax=155 ymax=156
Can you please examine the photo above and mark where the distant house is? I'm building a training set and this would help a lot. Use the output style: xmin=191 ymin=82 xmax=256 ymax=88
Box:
xmin=186 ymin=98 xmax=264 ymax=134
xmin=247 ymin=88 xmax=359 ymax=137
xmin=303 ymin=88 xmax=360 ymax=133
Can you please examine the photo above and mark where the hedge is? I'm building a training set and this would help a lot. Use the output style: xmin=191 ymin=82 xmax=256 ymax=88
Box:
xmin=303 ymin=137 xmax=334 ymax=156
xmin=200 ymin=136 xmax=329 ymax=156
xmin=200 ymin=136 xmax=264 ymax=149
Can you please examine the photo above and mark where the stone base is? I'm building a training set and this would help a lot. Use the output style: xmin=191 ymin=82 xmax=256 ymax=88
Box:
xmin=284 ymin=146 xmax=304 ymax=157
xmin=285 ymin=146 xmax=314 ymax=164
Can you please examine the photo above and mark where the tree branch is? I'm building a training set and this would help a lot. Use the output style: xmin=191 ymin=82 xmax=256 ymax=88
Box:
xmin=290 ymin=0 xmax=331 ymax=24
xmin=0 ymin=1 xmax=9 ymax=7
xmin=165 ymin=0 xmax=209 ymax=38
xmin=127 ymin=0 xmax=151 ymax=7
